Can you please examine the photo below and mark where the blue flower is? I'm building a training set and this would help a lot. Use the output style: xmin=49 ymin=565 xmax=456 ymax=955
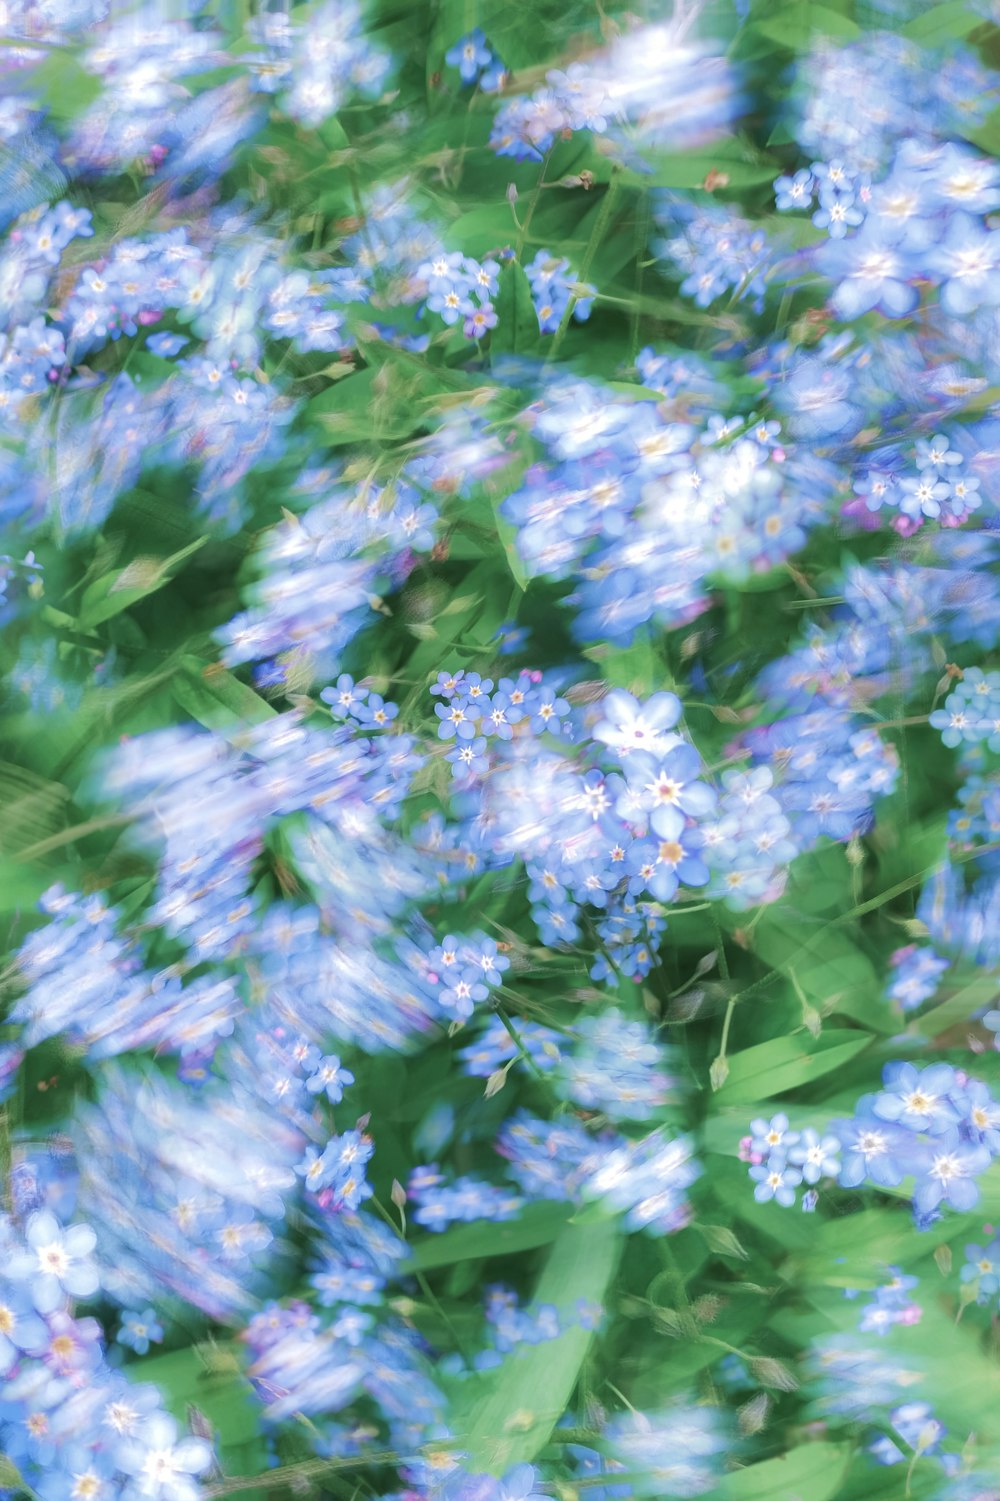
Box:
xmin=897 ymin=472 xmax=950 ymax=520
xmin=930 ymin=693 xmax=988 ymax=748
xmin=911 ymin=1129 xmax=991 ymax=1214
xmin=435 ymin=699 xmax=477 ymax=740
xmin=430 ymin=670 xmax=466 ymax=699
xmin=445 ymin=29 xmax=494 ymax=85
xmin=117 ymin=1307 xmax=165 ymax=1355
xmin=926 ymin=211 xmax=1000 ymax=315
xmin=774 ymin=169 xmax=814 ymax=212
xmin=145 ymin=331 xmax=189 ymax=357
xmin=788 ymin=1128 xmax=841 ymax=1185
xmin=35 ymin=1448 xmax=118 ymax=1501
xmin=914 ymin=432 xmax=963 ymax=475
xmin=0 ymin=1282 xmax=47 ymax=1374
xmin=321 ymin=673 xmax=369 ymax=717
xmin=749 ymin=1112 xmax=799 ymax=1157
xmin=749 ymin=1155 xmax=803 ymax=1206
xmin=623 ymin=743 xmax=716 ymax=831
xmin=872 ymin=1062 xmax=960 ymax=1135
xmin=819 ymin=224 xmax=919 ymax=320
xmin=774 ymin=355 xmax=860 ymax=439
xmin=305 ymin=1054 xmax=355 ymax=1103
xmin=530 ymin=688 xmax=571 ymax=735
xmin=355 ymin=693 xmax=398 ymax=729
xmin=4 ymin=1211 xmax=99 ymax=1313
xmin=592 ymin=689 xmax=683 ymax=758
xmin=812 ymin=197 xmax=864 ymax=238
xmin=834 ymin=1101 xmax=911 ymax=1188
xmin=626 ymin=826 xmax=704 ymax=902
xmin=961 ymin=1241 xmax=1000 ymax=1298
xmin=447 ymin=735 xmax=490 ymax=780
xmin=117 ymin=1411 xmax=214 ymax=1499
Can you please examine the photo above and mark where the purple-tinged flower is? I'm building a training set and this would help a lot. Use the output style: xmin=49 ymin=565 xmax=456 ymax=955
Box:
xmin=592 ymin=689 xmax=683 ymax=757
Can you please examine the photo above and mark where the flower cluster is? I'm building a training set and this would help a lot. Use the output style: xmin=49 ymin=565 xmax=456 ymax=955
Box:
xmin=931 ymin=668 xmax=1000 ymax=748
xmin=654 ymin=198 xmax=773 ymax=310
xmin=885 ymin=945 xmax=949 ymax=1013
xmin=960 ymin=1236 xmax=1000 ymax=1306
xmin=747 ymin=1065 xmax=1000 ymax=1227
xmin=408 ymin=1169 xmax=523 ymax=1232
xmin=853 ymin=1269 xmax=922 ymax=1337
xmin=743 ymin=1112 xmax=839 ymax=1210
xmin=445 ymin=30 xmax=508 ymax=92
xmin=8 ymin=1 xmax=1000 ymax=1497
xmin=524 ymin=249 xmax=595 ymax=333
xmin=0 ymin=1196 xmax=215 ymax=1499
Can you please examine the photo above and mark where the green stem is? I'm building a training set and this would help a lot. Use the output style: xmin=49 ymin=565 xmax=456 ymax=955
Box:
xmin=547 ymin=170 xmax=622 ymax=363
xmin=494 ymin=1002 xmax=551 ymax=1086
xmin=0 ymin=1107 xmax=11 ymax=1212
xmin=514 ymin=147 xmax=554 ymax=260
xmin=718 ymin=998 xmax=736 ymax=1063
xmin=205 ymin=1453 xmax=402 ymax=1497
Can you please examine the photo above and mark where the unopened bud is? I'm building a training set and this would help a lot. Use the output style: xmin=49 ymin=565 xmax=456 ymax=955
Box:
xmin=933 ymin=1243 xmax=952 ymax=1277
xmin=802 ymin=1005 xmax=822 ymax=1039
xmin=738 ymin=1393 xmax=770 ymax=1436
xmin=485 ymin=1068 xmax=508 ymax=1098
xmin=750 ymin=1356 xmax=799 ymax=1392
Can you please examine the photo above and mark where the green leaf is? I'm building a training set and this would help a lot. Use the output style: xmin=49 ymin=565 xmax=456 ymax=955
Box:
xmin=317 ymin=115 xmax=350 ymax=152
xmin=489 ymin=492 xmax=528 ymax=591
xmin=716 ymin=1442 xmax=851 ymax=1500
xmin=491 ymin=261 xmax=541 ymax=359
xmin=172 ymin=656 xmax=277 ymax=734
xmin=751 ymin=2 xmax=860 ymax=47
xmin=27 ymin=51 xmax=102 ymax=122
xmin=308 ymin=357 xmax=472 ymax=446
xmin=901 ymin=1 xmax=982 ymax=42
xmin=448 ymin=203 xmax=519 ymax=258
xmin=0 ymin=1456 xmax=24 ymax=1489
xmin=792 ymin=1205 xmax=963 ymax=1286
xmin=696 ymin=1222 xmax=749 ymax=1260
xmin=450 ymin=1218 xmax=620 ymax=1474
xmin=410 ymin=1201 xmax=573 ymax=1270
xmin=0 ymin=857 xmax=51 ymax=911
xmin=138 ymin=1345 xmax=267 ymax=1477
xmin=912 ymin=970 xmax=998 ymax=1038
xmin=638 ymin=140 xmax=777 ymax=190
xmin=746 ymin=903 xmax=891 ymax=1033
xmin=77 ymin=537 xmax=208 ymax=629
xmin=0 ymin=762 xmax=71 ymax=859
xmin=713 ymin=1029 xmax=872 ymax=1106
